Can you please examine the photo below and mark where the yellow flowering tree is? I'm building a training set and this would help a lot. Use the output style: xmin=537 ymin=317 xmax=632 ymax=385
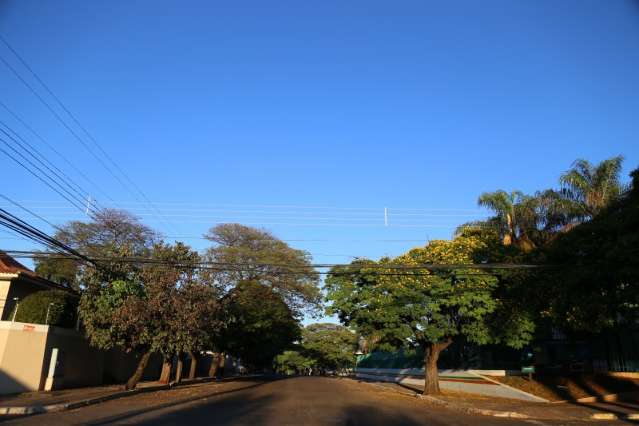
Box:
xmin=325 ymin=235 xmax=534 ymax=395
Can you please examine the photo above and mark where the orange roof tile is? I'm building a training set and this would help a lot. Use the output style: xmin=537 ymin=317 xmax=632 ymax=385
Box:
xmin=0 ymin=251 xmax=32 ymax=274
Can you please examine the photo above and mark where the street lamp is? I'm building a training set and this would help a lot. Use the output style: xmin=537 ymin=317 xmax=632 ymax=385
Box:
xmin=11 ymin=297 xmax=20 ymax=322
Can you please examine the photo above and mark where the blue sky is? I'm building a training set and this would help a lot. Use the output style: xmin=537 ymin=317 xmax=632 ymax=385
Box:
xmin=1 ymin=1 xmax=638 ymax=274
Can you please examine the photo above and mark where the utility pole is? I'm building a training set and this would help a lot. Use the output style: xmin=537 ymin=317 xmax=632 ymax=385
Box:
xmin=11 ymin=297 xmax=20 ymax=322
xmin=85 ymin=195 xmax=92 ymax=216
xmin=384 ymin=207 xmax=388 ymax=227
xmin=46 ymin=302 xmax=56 ymax=325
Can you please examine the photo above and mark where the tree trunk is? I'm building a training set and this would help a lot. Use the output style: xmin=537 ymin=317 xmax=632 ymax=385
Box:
xmin=208 ymin=352 xmax=220 ymax=377
xmin=125 ymin=350 xmax=152 ymax=390
xmin=504 ymin=213 xmax=514 ymax=246
xmin=175 ymin=353 xmax=184 ymax=384
xmin=423 ymin=338 xmax=453 ymax=395
xmin=159 ymin=356 xmax=172 ymax=384
xmin=218 ymin=352 xmax=226 ymax=378
xmin=188 ymin=351 xmax=199 ymax=379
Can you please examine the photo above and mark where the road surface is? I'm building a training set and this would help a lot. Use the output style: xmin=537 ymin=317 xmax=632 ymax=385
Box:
xmin=3 ymin=376 xmax=587 ymax=425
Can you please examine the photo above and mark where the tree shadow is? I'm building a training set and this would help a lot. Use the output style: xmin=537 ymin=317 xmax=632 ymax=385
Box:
xmin=84 ymin=378 xmax=282 ymax=425
xmin=115 ymin=391 xmax=427 ymax=426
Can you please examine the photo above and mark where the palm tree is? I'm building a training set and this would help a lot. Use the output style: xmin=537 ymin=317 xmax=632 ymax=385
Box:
xmin=559 ymin=156 xmax=625 ymax=219
xmin=476 ymin=190 xmax=536 ymax=251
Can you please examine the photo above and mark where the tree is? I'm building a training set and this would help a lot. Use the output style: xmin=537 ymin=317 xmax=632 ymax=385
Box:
xmin=79 ymin=279 xmax=149 ymax=389
xmin=173 ymin=279 xmax=224 ymax=379
xmin=301 ymin=323 xmax=358 ymax=372
xmin=79 ymin=240 xmax=218 ymax=389
xmin=476 ymin=190 xmax=536 ymax=251
xmin=325 ymin=236 xmax=534 ymax=395
xmin=137 ymin=242 xmax=211 ymax=384
xmin=35 ymin=209 xmax=159 ymax=289
xmin=536 ymin=167 xmax=639 ymax=332
xmin=11 ymin=290 xmax=79 ymax=327
xmin=559 ymin=156 xmax=625 ymax=219
xmin=203 ymin=224 xmax=321 ymax=316
xmin=274 ymin=350 xmax=314 ymax=375
xmin=220 ymin=280 xmax=301 ymax=369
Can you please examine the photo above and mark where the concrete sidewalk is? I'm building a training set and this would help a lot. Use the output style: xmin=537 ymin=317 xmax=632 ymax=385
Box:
xmin=0 ymin=376 xmax=248 ymax=416
xmin=363 ymin=379 xmax=639 ymax=422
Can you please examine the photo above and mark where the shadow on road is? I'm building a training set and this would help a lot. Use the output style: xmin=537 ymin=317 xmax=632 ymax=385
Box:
xmin=97 ymin=376 xmax=440 ymax=426
xmin=85 ymin=377 xmax=279 ymax=426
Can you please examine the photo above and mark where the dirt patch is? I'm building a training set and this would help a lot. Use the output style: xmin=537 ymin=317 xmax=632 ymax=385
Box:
xmin=489 ymin=374 xmax=639 ymax=402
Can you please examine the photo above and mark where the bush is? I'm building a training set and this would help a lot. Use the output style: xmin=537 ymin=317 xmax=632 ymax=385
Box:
xmin=12 ymin=290 xmax=79 ymax=327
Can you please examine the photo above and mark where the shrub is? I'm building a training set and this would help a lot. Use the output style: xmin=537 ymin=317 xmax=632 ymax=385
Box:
xmin=12 ymin=290 xmax=79 ymax=327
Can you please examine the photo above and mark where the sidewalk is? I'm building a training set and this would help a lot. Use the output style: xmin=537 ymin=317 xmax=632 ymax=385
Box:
xmin=0 ymin=376 xmax=248 ymax=416
xmin=428 ymin=391 xmax=639 ymax=421
xmin=363 ymin=379 xmax=639 ymax=422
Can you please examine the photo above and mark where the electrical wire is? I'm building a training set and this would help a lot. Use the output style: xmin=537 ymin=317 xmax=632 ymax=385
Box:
xmin=0 ymin=39 xmax=177 ymax=234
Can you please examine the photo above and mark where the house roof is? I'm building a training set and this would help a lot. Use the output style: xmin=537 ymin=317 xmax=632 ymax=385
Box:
xmin=0 ymin=251 xmax=76 ymax=294
xmin=0 ymin=251 xmax=32 ymax=274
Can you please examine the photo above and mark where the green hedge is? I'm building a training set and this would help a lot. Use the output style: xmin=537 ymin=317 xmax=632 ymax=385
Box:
xmin=11 ymin=290 xmax=79 ymax=328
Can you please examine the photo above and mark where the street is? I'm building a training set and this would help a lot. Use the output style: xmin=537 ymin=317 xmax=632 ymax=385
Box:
xmin=2 ymin=377 xmax=592 ymax=425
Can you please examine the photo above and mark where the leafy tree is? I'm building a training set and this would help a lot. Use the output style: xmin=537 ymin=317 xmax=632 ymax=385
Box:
xmin=220 ymin=280 xmax=301 ymax=369
xmin=137 ymin=242 xmax=213 ymax=384
xmin=79 ymin=279 xmax=149 ymax=389
xmin=274 ymin=350 xmax=314 ymax=375
xmin=80 ymin=240 xmax=217 ymax=389
xmin=536 ymin=167 xmax=639 ymax=332
xmin=35 ymin=209 xmax=158 ymax=289
xmin=12 ymin=289 xmax=79 ymax=327
xmin=173 ymin=279 xmax=224 ymax=379
xmin=325 ymin=236 xmax=534 ymax=394
xmin=203 ymin=224 xmax=321 ymax=316
xmin=301 ymin=323 xmax=358 ymax=372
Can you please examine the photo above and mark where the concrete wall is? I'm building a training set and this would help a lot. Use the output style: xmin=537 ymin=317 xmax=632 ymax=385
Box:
xmin=0 ymin=321 xmax=49 ymax=394
xmin=355 ymin=368 xmax=548 ymax=402
xmin=0 ymin=320 xmax=162 ymax=395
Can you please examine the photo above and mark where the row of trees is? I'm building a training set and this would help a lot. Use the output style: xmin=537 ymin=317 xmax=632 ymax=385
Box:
xmin=32 ymin=155 xmax=635 ymax=394
xmin=274 ymin=323 xmax=359 ymax=375
xmin=35 ymin=218 xmax=321 ymax=389
xmin=325 ymin=156 xmax=638 ymax=394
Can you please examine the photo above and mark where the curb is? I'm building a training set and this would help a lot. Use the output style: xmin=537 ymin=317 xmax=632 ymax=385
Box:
xmin=417 ymin=394 xmax=530 ymax=419
xmin=0 ymin=375 xmax=260 ymax=416
xmin=591 ymin=412 xmax=639 ymax=421
xmin=418 ymin=394 xmax=639 ymax=421
xmin=361 ymin=378 xmax=639 ymax=421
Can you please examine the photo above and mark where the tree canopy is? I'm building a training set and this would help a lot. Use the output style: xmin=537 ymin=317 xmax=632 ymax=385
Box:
xmin=220 ymin=280 xmax=301 ymax=369
xmin=301 ymin=323 xmax=358 ymax=371
xmin=325 ymin=235 xmax=534 ymax=394
xmin=203 ymin=223 xmax=321 ymax=316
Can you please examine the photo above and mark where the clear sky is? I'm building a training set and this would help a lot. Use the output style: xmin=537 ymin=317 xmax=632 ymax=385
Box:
xmin=1 ymin=1 xmax=638 ymax=276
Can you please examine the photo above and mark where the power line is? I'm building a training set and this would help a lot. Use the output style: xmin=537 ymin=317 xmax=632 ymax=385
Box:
xmin=0 ymin=249 xmax=551 ymax=271
xmin=0 ymin=194 xmax=63 ymax=231
xmin=0 ymin=211 xmax=94 ymax=264
xmin=0 ymin=136 xmax=90 ymax=214
xmin=0 ymin=123 xmax=100 ymax=215
xmin=0 ymin=100 xmax=114 ymax=208
xmin=9 ymin=200 xmax=484 ymax=213
xmin=0 ymin=38 xmax=177 ymax=234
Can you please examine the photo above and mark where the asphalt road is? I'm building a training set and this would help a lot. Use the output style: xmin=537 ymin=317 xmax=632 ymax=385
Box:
xmin=3 ymin=377 xmax=589 ymax=425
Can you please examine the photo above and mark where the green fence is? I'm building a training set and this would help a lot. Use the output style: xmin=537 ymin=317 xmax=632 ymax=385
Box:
xmin=356 ymin=349 xmax=424 ymax=369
